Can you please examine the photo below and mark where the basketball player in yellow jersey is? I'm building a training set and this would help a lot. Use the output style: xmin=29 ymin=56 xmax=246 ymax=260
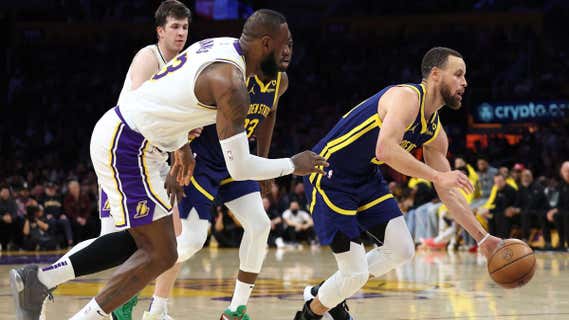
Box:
xmin=295 ymin=48 xmax=502 ymax=320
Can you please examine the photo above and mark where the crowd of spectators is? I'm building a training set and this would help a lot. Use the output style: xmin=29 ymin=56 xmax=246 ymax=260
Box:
xmin=1 ymin=2 xmax=568 ymax=251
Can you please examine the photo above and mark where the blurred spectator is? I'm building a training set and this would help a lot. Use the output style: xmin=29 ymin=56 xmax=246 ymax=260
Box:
xmin=213 ymin=205 xmax=243 ymax=248
xmin=20 ymin=205 xmax=57 ymax=251
xmin=268 ymin=181 xmax=289 ymax=214
xmin=546 ymin=161 xmax=569 ymax=249
xmin=476 ymin=156 xmax=498 ymax=202
xmin=15 ymin=185 xmax=38 ymax=218
xmin=64 ymin=180 xmax=95 ymax=242
xmin=485 ymin=174 xmax=518 ymax=238
xmin=405 ymin=178 xmax=439 ymax=243
xmin=513 ymin=169 xmax=549 ymax=244
xmin=289 ymin=181 xmax=308 ymax=211
xmin=40 ymin=182 xmax=73 ymax=247
xmin=282 ymin=200 xmax=315 ymax=245
xmin=511 ymin=163 xmax=525 ymax=186
xmin=0 ymin=185 xmax=18 ymax=250
xmin=263 ymin=197 xmax=285 ymax=248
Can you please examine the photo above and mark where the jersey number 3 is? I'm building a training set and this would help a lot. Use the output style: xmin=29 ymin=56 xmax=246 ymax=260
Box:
xmin=152 ymin=53 xmax=188 ymax=80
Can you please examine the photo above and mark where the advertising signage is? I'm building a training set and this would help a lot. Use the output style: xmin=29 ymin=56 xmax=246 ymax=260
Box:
xmin=473 ymin=101 xmax=569 ymax=123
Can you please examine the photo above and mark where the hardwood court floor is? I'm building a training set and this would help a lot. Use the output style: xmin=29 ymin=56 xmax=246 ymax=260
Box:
xmin=1 ymin=247 xmax=569 ymax=319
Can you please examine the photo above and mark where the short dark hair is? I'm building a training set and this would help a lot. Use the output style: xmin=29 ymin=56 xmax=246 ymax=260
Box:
xmin=155 ymin=0 xmax=191 ymax=28
xmin=421 ymin=47 xmax=463 ymax=79
xmin=242 ymin=9 xmax=287 ymax=39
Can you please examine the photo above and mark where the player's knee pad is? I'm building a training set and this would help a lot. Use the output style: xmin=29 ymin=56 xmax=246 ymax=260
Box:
xmin=386 ymin=216 xmax=415 ymax=264
xmin=367 ymin=216 xmax=415 ymax=277
xmin=318 ymin=242 xmax=368 ymax=308
xmin=176 ymin=208 xmax=209 ymax=263
xmin=225 ymin=193 xmax=270 ymax=273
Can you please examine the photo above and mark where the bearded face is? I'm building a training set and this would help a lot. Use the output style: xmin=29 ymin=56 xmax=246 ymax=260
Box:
xmin=260 ymin=50 xmax=280 ymax=78
xmin=440 ymin=80 xmax=462 ymax=110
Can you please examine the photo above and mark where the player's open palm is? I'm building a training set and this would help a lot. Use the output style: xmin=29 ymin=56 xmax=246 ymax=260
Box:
xmin=436 ymin=170 xmax=474 ymax=194
xmin=291 ymin=151 xmax=329 ymax=176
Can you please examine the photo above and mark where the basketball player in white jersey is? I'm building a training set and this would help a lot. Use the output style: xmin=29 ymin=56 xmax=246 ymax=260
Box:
xmin=10 ymin=9 xmax=327 ymax=320
xmin=44 ymin=2 xmax=192 ymax=320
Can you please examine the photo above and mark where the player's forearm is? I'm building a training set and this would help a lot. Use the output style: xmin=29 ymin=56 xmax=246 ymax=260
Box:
xmin=436 ymin=186 xmax=487 ymax=242
xmin=377 ymin=142 xmax=439 ymax=182
xmin=220 ymin=132 xmax=294 ymax=181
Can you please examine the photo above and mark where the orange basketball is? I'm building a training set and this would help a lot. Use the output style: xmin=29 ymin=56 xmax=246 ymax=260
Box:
xmin=487 ymin=239 xmax=536 ymax=288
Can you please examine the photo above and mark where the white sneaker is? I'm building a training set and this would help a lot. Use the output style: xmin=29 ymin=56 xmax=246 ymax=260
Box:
xmin=142 ymin=311 xmax=174 ymax=320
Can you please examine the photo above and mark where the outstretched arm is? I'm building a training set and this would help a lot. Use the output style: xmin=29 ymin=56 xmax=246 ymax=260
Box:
xmin=198 ymin=63 xmax=327 ymax=180
xmin=423 ymin=128 xmax=501 ymax=257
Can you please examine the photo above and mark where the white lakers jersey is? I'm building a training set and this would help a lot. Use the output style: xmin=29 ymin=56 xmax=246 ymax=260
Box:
xmin=119 ymin=37 xmax=246 ymax=152
xmin=117 ymin=44 xmax=168 ymax=105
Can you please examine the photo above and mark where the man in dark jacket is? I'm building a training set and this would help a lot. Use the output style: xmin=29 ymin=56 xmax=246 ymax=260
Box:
xmin=512 ymin=170 xmax=549 ymax=244
xmin=547 ymin=161 xmax=569 ymax=249
xmin=0 ymin=185 xmax=18 ymax=250
xmin=489 ymin=174 xmax=518 ymax=238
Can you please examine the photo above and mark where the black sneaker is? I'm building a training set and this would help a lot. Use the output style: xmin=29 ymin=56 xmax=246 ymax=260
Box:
xmin=294 ymin=301 xmax=323 ymax=320
xmin=303 ymin=282 xmax=354 ymax=320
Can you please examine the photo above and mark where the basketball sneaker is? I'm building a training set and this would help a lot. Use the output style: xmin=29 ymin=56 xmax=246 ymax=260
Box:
xmin=111 ymin=295 xmax=138 ymax=320
xmin=141 ymin=311 xmax=174 ymax=320
xmin=220 ymin=305 xmax=251 ymax=320
xmin=293 ymin=301 xmax=323 ymax=320
xmin=9 ymin=265 xmax=55 ymax=320
xmin=303 ymin=283 xmax=354 ymax=320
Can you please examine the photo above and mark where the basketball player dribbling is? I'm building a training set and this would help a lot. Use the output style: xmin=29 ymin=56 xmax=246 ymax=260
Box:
xmin=294 ymin=47 xmax=501 ymax=320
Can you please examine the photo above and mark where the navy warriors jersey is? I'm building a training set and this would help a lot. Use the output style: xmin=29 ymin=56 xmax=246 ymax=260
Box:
xmin=309 ymin=83 xmax=441 ymax=189
xmin=190 ymin=72 xmax=284 ymax=169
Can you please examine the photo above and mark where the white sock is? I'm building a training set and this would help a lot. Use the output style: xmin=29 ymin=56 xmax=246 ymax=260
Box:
xmin=37 ymin=257 xmax=75 ymax=290
xmin=69 ymin=298 xmax=108 ymax=320
xmin=148 ymin=296 xmax=168 ymax=315
xmin=228 ymin=279 xmax=254 ymax=312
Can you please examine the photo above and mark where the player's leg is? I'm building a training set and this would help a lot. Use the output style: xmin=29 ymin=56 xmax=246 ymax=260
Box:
xmin=144 ymin=169 xmax=217 ymax=319
xmin=68 ymin=213 xmax=177 ymax=320
xmin=221 ymin=190 xmax=270 ymax=318
xmin=9 ymin=110 xmax=145 ymax=320
xmin=299 ymin=232 xmax=368 ymax=320
xmin=67 ymin=108 xmax=177 ymax=318
xmin=296 ymin=180 xmax=366 ymax=320
xmin=143 ymin=204 xmax=186 ymax=320
xmin=358 ymin=196 xmax=415 ymax=279
xmin=55 ymin=188 xmax=118 ymax=264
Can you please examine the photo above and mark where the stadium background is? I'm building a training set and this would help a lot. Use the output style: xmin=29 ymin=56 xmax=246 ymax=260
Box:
xmin=1 ymin=0 xmax=568 ymax=250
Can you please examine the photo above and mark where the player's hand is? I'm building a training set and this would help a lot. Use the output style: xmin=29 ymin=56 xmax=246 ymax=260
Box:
xmin=291 ymin=151 xmax=329 ymax=176
xmin=188 ymin=127 xmax=203 ymax=142
xmin=259 ymin=179 xmax=273 ymax=197
xmin=434 ymin=170 xmax=474 ymax=194
xmin=165 ymin=171 xmax=185 ymax=205
xmin=478 ymin=235 xmax=503 ymax=259
xmin=546 ymin=208 xmax=558 ymax=222
xmin=171 ymin=143 xmax=195 ymax=186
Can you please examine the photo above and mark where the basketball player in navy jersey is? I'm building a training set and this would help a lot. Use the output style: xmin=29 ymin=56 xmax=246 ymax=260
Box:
xmin=172 ymin=71 xmax=289 ymax=320
xmin=294 ymin=47 xmax=501 ymax=320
